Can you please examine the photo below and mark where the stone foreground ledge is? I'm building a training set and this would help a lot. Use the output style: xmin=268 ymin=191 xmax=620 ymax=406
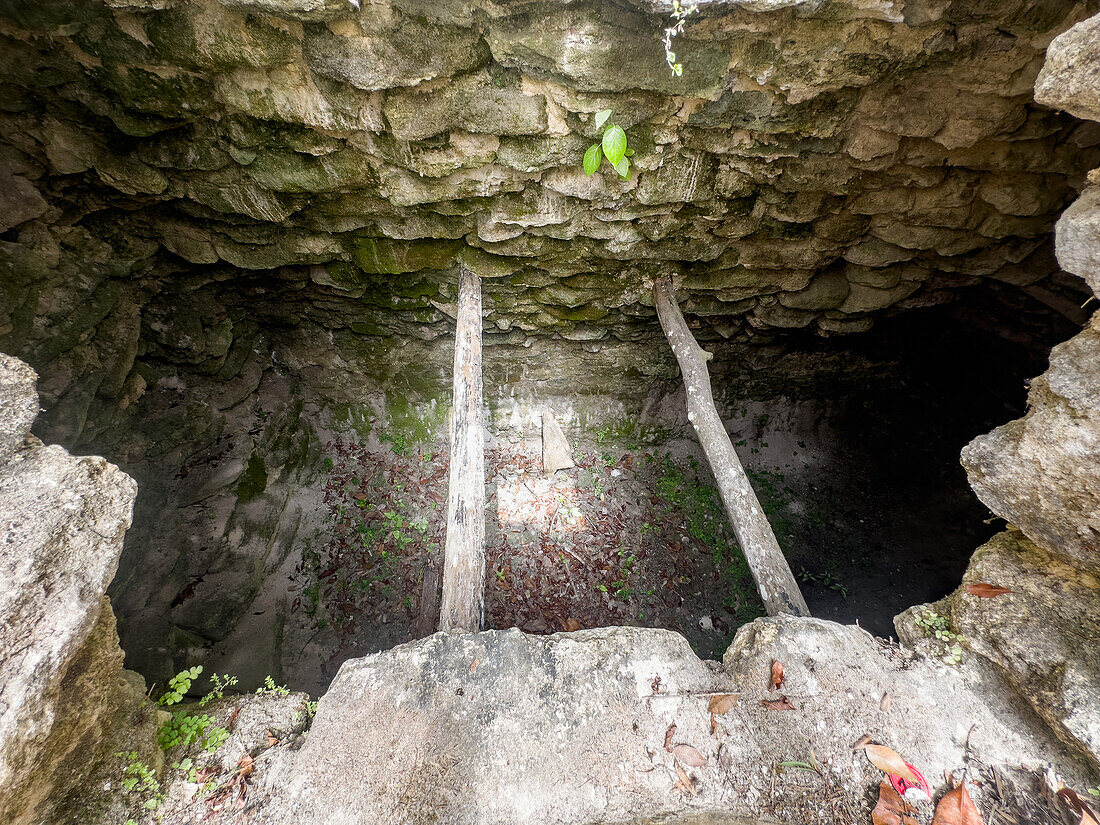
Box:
xmin=899 ymin=528 xmax=1100 ymax=774
xmin=0 ymin=353 xmax=139 ymax=825
xmin=193 ymin=620 xmax=1087 ymax=825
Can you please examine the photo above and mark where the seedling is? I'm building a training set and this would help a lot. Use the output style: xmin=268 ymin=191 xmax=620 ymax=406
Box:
xmin=583 ymin=110 xmax=634 ymax=180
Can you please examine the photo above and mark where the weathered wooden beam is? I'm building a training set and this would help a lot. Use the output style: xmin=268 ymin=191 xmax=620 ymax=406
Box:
xmin=439 ymin=266 xmax=486 ymax=632
xmin=653 ymin=275 xmax=810 ymax=617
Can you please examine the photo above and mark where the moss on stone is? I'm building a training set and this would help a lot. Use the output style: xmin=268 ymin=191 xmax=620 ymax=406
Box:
xmin=236 ymin=452 xmax=268 ymax=503
xmin=347 ymin=237 xmax=461 ymax=275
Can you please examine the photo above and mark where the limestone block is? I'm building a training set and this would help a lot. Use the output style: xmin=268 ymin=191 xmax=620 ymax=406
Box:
xmin=778 ymin=271 xmax=850 ymax=310
xmin=1055 ymin=185 xmax=1100 ymax=296
xmin=213 ymin=0 xmax=348 ymax=21
xmin=540 ymin=410 xmax=574 ymax=475
xmin=962 ymin=316 xmax=1100 ymax=573
xmin=750 ymin=301 xmax=816 ymax=328
xmin=383 ymin=71 xmax=547 ymax=142
xmin=214 ymin=64 xmax=385 ymax=132
xmin=0 ymin=356 xmax=138 ymax=824
xmin=842 ymin=237 xmax=915 ymax=266
xmin=251 ymin=620 xmax=1089 ymax=824
xmin=838 ymin=279 xmax=920 ymax=313
xmin=486 ymin=6 xmax=729 ymax=100
xmin=244 ymin=148 xmax=377 ymax=193
xmin=0 ymin=354 xmax=37 ymax=463
xmin=304 ymin=17 xmax=487 ymax=91
xmin=1036 ymin=12 xmax=1100 ymax=123
xmin=147 ymin=0 xmax=301 ymax=71
xmin=898 ymin=529 xmax=1100 ymax=771
xmin=0 ymin=175 xmax=48 ymax=233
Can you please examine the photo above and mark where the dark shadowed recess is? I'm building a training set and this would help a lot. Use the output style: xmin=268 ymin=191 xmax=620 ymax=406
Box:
xmin=734 ymin=281 xmax=1081 ymax=637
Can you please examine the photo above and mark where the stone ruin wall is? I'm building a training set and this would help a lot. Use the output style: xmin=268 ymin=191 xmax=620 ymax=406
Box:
xmin=2 ymin=0 xmax=1099 ymax=713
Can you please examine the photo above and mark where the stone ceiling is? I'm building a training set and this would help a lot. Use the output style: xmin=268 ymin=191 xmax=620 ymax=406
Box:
xmin=2 ymin=0 xmax=1099 ymax=368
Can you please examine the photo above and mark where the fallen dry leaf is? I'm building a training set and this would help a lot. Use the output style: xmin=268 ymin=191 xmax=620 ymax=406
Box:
xmin=469 ymin=658 xmax=480 ymax=672
xmin=672 ymin=743 xmax=707 ymax=767
xmin=674 ymin=764 xmax=698 ymax=796
xmin=872 ymin=781 xmax=920 ymax=825
xmin=857 ymin=743 xmax=919 ymax=784
xmin=852 ymin=733 xmax=873 ymax=750
xmin=266 ymin=732 xmax=279 ymax=747
xmin=565 ymin=618 xmax=581 ymax=632
xmin=237 ymin=755 xmax=254 ymax=778
xmin=761 ymin=696 xmax=796 ymax=711
xmin=710 ymin=713 xmax=718 ymax=736
xmin=966 ymin=583 xmax=1012 ymax=598
xmin=880 ymin=692 xmax=892 ymax=712
xmin=769 ymin=660 xmax=785 ymax=691
xmin=664 ymin=723 xmax=676 ymax=752
xmin=707 ymin=693 xmax=739 ymax=715
xmin=932 ymin=782 xmax=983 ymax=825
xmin=1059 ymin=788 xmax=1100 ymax=825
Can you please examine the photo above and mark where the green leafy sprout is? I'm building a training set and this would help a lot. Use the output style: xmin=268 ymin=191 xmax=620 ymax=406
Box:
xmin=155 ymin=666 xmax=231 ymax=753
xmin=583 ymin=110 xmax=634 ymax=181
xmin=915 ymin=609 xmax=964 ymax=665
xmin=663 ymin=0 xmax=699 ymax=76
xmin=256 ymin=675 xmax=290 ymax=697
xmin=118 ymin=751 xmax=163 ymax=813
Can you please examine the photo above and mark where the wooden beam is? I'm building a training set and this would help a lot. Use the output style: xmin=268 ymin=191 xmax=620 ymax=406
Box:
xmin=653 ymin=276 xmax=810 ymax=617
xmin=439 ymin=266 xmax=486 ymax=632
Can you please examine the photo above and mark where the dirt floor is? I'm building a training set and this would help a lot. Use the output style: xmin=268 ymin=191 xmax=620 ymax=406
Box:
xmin=286 ymin=409 xmax=999 ymax=688
xmin=290 ymin=432 xmax=764 ymax=684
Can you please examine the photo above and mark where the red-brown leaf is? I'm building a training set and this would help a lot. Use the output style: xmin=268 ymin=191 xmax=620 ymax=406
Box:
xmin=769 ymin=660 xmax=785 ymax=691
xmin=237 ymin=755 xmax=254 ymax=778
xmin=664 ymin=723 xmax=676 ymax=752
xmin=857 ymin=744 xmax=919 ymax=784
xmin=872 ymin=781 xmax=920 ymax=825
xmin=674 ymin=764 xmax=698 ymax=796
xmin=565 ymin=618 xmax=581 ymax=632
xmin=931 ymin=782 xmax=984 ymax=825
xmin=672 ymin=744 xmax=707 ymax=767
xmin=966 ymin=583 xmax=1012 ymax=598
xmin=707 ymin=693 xmax=739 ymax=715
xmin=761 ymin=695 xmax=796 ymax=711
xmin=1058 ymin=788 xmax=1100 ymax=824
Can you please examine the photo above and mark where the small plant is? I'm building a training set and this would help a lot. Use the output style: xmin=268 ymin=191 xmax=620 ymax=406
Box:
xmin=379 ymin=431 xmax=409 ymax=456
xmin=199 ymin=673 xmax=238 ymax=707
xmin=158 ymin=665 xmax=202 ymax=706
xmin=158 ymin=710 xmax=230 ymax=752
xmin=582 ymin=110 xmax=634 ymax=181
xmin=256 ymin=675 xmax=290 ymax=698
xmin=118 ymin=752 xmax=163 ymax=814
xmin=296 ymin=698 xmax=320 ymax=726
xmin=915 ymin=609 xmax=964 ymax=665
xmin=663 ymin=0 xmax=699 ymax=76
xmin=799 ymin=568 xmax=848 ymax=599
xmin=172 ymin=756 xmax=199 ymax=783
xmin=156 ymin=667 xmax=232 ymax=752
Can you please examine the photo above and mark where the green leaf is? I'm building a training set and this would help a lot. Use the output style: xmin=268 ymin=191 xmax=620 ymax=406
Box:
xmin=594 ymin=109 xmax=612 ymax=129
xmin=613 ymin=156 xmax=630 ymax=179
xmin=625 ymin=148 xmax=634 ymax=157
xmin=602 ymin=124 xmax=628 ymax=166
xmin=583 ymin=143 xmax=601 ymax=176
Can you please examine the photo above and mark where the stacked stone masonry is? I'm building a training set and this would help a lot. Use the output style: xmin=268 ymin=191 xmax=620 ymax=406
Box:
xmin=3 ymin=0 xmax=1099 ymax=690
